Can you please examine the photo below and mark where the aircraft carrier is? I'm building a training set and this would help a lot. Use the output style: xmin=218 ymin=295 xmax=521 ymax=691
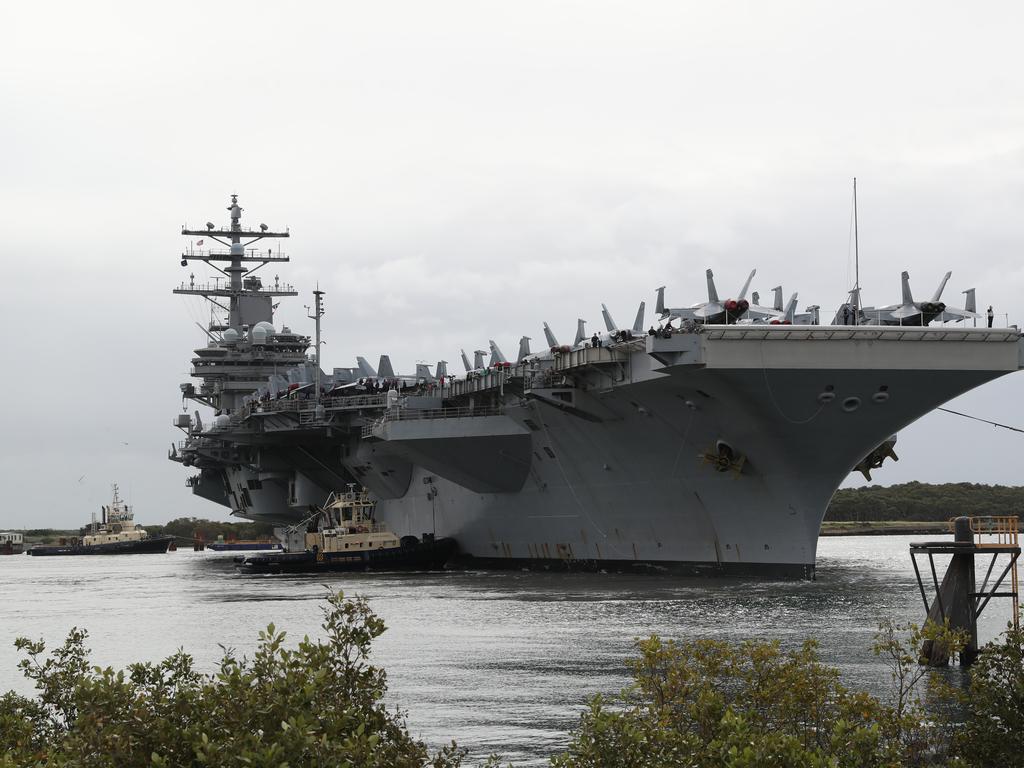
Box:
xmin=170 ymin=195 xmax=1024 ymax=577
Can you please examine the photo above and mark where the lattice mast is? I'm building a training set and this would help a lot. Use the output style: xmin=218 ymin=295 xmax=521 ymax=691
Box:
xmin=176 ymin=194 xmax=296 ymax=330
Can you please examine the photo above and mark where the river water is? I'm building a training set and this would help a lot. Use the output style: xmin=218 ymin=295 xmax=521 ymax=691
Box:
xmin=0 ymin=536 xmax=1018 ymax=765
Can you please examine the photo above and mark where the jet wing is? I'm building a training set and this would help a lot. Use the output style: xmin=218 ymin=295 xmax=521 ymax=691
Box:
xmin=933 ymin=307 xmax=981 ymax=323
xmin=745 ymin=303 xmax=782 ymax=320
xmin=887 ymin=304 xmax=921 ymax=320
xmin=666 ymin=306 xmax=700 ymax=321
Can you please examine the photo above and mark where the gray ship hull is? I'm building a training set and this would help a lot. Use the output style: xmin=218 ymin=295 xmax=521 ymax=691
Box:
xmin=207 ymin=327 xmax=1023 ymax=578
xmin=171 ymin=196 xmax=1024 ymax=578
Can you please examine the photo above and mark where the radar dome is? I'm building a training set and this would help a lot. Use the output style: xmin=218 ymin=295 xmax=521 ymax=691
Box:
xmin=251 ymin=327 xmax=267 ymax=344
xmin=222 ymin=328 xmax=240 ymax=343
xmin=254 ymin=321 xmax=276 ymax=336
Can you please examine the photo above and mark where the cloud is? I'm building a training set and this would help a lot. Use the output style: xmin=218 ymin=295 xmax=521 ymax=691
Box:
xmin=3 ymin=0 xmax=1024 ymax=526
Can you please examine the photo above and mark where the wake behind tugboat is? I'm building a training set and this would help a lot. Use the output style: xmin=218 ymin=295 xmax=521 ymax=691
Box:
xmin=236 ymin=486 xmax=457 ymax=574
xmin=28 ymin=484 xmax=174 ymax=556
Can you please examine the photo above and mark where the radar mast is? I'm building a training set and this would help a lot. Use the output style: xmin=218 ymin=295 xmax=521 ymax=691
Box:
xmin=176 ymin=194 xmax=297 ymax=330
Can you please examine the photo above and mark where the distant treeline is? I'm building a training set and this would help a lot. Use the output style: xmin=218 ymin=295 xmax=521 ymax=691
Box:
xmin=826 ymin=481 xmax=1024 ymax=522
xmin=145 ymin=517 xmax=276 ymax=542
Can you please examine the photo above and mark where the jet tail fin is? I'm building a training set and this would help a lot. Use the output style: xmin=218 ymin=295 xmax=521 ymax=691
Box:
xmin=931 ymin=271 xmax=952 ymax=302
xmin=655 ymin=286 xmax=667 ymax=318
xmin=517 ymin=336 xmax=531 ymax=362
xmin=574 ymin=319 xmax=587 ymax=346
xmin=436 ymin=360 xmax=448 ymax=379
xmin=415 ymin=363 xmax=433 ymax=382
xmin=489 ymin=340 xmax=507 ymax=365
xmin=901 ymin=271 xmax=913 ymax=304
xmin=738 ymin=268 xmax=756 ymax=300
xmin=542 ymin=322 xmax=559 ymax=348
xmin=473 ymin=350 xmax=487 ymax=370
xmin=601 ymin=304 xmax=617 ymax=332
xmin=377 ymin=355 xmax=396 ymax=380
xmin=783 ymin=292 xmax=799 ymax=323
xmin=963 ymin=288 xmax=977 ymax=314
xmin=705 ymin=269 xmax=719 ymax=303
xmin=356 ymin=356 xmax=377 ymax=377
xmin=460 ymin=349 xmax=472 ymax=372
xmin=772 ymin=285 xmax=783 ymax=312
xmin=632 ymin=301 xmax=646 ymax=333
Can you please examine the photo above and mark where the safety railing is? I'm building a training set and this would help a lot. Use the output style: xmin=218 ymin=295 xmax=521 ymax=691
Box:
xmin=242 ymin=393 xmax=388 ymax=418
xmin=954 ymin=515 xmax=1020 ymax=631
xmin=360 ymin=404 xmax=505 ymax=437
xmin=954 ymin=515 xmax=1021 ymax=549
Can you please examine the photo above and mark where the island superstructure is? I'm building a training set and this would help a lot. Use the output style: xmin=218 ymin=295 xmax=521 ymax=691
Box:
xmin=170 ymin=195 xmax=1024 ymax=577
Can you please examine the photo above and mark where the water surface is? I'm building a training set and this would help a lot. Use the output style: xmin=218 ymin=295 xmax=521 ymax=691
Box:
xmin=0 ymin=536 xmax=1016 ymax=765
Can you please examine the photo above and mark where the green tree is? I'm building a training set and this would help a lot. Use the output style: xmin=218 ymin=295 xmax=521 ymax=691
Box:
xmin=948 ymin=613 xmax=1024 ymax=768
xmin=553 ymin=622 xmax=969 ymax=768
xmin=0 ymin=591 xmax=467 ymax=767
xmin=826 ymin=482 xmax=1024 ymax=523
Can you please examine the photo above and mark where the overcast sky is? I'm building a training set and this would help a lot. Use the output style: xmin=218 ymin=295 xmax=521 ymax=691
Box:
xmin=3 ymin=1 xmax=1024 ymax=528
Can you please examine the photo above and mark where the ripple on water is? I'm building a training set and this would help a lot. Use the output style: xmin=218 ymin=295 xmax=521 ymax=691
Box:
xmin=0 ymin=536 xmax=1016 ymax=766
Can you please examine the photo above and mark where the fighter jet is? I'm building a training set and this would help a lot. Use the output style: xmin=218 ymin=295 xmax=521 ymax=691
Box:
xmin=934 ymin=288 xmax=981 ymax=325
xmin=460 ymin=347 xmax=495 ymax=373
xmin=741 ymin=292 xmax=801 ymax=325
xmin=597 ymin=302 xmax=646 ymax=342
xmin=857 ymin=271 xmax=978 ymax=326
xmin=657 ymin=269 xmax=760 ymax=324
xmin=345 ymin=354 xmax=442 ymax=389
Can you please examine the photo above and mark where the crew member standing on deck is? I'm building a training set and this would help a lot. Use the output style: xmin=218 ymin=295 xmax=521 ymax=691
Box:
xmin=987 ymin=305 xmax=994 ymax=328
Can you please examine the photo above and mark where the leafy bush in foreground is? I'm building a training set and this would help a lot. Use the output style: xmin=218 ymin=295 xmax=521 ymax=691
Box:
xmin=0 ymin=591 xmax=465 ymax=767
xmin=2 ymin=591 xmax=1021 ymax=768
xmin=947 ymin=618 xmax=1024 ymax=768
xmin=551 ymin=621 xmax=976 ymax=768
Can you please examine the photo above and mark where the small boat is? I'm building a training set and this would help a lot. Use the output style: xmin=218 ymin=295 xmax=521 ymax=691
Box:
xmin=1 ymin=532 xmax=24 ymax=555
xmin=206 ymin=539 xmax=281 ymax=552
xmin=27 ymin=484 xmax=174 ymax=556
xmin=236 ymin=486 xmax=457 ymax=574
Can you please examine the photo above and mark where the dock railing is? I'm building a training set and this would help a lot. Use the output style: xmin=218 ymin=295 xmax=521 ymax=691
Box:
xmin=960 ymin=515 xmax=1019 ymax=628
xmin=955 ymin=515 xmax=1020 ymax=548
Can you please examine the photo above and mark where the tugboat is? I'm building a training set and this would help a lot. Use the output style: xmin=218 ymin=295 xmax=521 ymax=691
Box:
xmin=236 ymin=486 xmax=457 ymax=574
xmin=27 ymin=484 xmax=174 ymax=556
xmin=1 ymin=532 xmax=24 ymax=555
xmin=206 ymin=537 xmax=281 ymax=552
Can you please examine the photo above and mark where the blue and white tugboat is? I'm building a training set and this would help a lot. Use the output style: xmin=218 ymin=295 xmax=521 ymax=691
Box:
xmin=28 ymin=484 xmax=174 ymax=556
xmin=236 ymin=486 xmax=457 ymax=574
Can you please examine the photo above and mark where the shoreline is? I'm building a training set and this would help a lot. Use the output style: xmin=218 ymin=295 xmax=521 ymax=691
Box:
xmin=820 ymin=521 xmax=952 ymax=537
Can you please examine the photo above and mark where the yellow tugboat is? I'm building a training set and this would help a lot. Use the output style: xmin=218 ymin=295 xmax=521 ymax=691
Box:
xmin=236 ymin=486 xmax=457 ymax=574
xmin=27 ymin=484 xmax=174 ymax=556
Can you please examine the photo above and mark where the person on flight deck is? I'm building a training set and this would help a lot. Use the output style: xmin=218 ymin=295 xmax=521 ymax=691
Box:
xmin=987 ymin=306 xmax=994 ymax=328
xmin=648 ymin=326 xmax=656 ymax=336
xmin=842 ymin=305 xmax=850 ymax=324
xmin=591 ymin=332 xmax=600 ymax=348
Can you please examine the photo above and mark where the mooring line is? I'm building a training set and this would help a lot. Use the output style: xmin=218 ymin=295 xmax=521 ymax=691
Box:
xmin=937 ymin=407 xmax=1024 ymax=434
